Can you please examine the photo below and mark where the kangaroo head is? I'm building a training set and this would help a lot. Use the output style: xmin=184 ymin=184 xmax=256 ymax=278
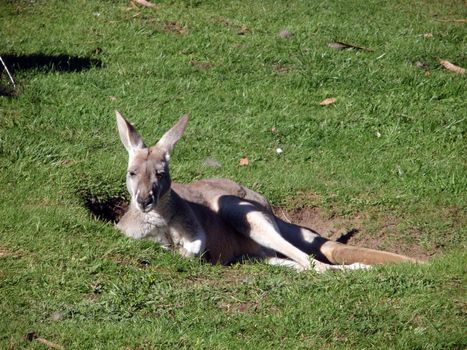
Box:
xmin=116 ymin=111 xmax=188 ymax=213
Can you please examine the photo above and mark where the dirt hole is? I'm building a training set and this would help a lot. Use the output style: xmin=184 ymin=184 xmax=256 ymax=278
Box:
xmin=83 ymin=195 xmax=128 ymax=223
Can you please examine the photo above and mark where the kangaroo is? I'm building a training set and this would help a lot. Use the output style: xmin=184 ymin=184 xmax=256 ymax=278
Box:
xmin=115 ymin=111 xmax=417 ymax=272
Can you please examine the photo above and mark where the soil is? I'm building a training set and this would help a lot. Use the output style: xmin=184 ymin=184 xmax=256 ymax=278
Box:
xmin=273 ymin=206 xmax=433 ymax=261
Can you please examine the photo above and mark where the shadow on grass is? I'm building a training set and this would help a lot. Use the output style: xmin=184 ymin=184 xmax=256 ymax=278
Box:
xmin=0 ymin=53 xmax=102 ymax=96
xmin=336 ymin=228 xmax=359 ymax=244
xmin=1 ymin=53 xmax=102 ymax=72
xmin=0 ymin=84 xmax=16 ymax=97
xmin=82 ymin=195 xmax=129 ymax=224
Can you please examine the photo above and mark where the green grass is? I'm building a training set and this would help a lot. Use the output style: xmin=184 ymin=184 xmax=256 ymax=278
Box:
xmin=1 ymin=0 xmax=466 ymax=348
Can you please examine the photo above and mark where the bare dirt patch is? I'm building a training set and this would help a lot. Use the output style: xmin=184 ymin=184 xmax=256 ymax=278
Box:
xmin=186 ymin=269 xmax=252 ymax=288
xmin=274 ymin=206 xmax=367 ymax=241
xmin=213 ymin=17 xmax=251 ymax=35
xmin=106 ymin=253 xmax=152 ymax=269
xmin=163 ymin=21 xmax=187 ymax=35
xmin=0 ymin=246 xmax=27 ymax=259
xmin=218 ymin=300 xmax=259 ymax=314
xmin=190 ymin=60 xmax=212 ymax=71
xmin=274 ymin=206 xmax=433 ymax=261
xmin=272 ymin=64 xmax=290 ymax=74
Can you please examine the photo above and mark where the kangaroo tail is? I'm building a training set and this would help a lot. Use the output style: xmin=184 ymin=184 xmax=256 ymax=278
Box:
xmin=319 ymin=240 xmax=418 ymax=265
xmin=275 ymin=217 xmax=421 ymax=265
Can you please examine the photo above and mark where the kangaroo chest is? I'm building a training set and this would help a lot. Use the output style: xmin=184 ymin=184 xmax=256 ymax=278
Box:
xmin=142 ymin=211 xmax=173 ymax=247
xmin=143 ymin=211 xmax=187 ymax=249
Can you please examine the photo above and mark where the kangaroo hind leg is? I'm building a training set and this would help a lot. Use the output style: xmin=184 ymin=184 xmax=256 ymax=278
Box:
xmin=275 ymin=218 xmax=417 ymax=265
xmin=216 ymin=195 xmax=311 ymax=270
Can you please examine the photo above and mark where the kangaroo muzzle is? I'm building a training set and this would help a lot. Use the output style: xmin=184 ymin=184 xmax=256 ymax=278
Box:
xmin=136 ymin=190 xmax=156 ymax=212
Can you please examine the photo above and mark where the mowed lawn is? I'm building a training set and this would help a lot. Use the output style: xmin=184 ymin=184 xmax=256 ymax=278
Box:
xmin=0 ymin=0 xmax=466 ymax=349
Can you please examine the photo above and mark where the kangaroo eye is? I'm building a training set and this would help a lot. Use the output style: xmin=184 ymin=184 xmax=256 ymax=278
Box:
xmin=128 ymin=170 xmax=137 ymax=177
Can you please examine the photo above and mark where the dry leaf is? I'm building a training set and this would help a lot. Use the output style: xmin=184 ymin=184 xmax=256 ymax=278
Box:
xmin=238 ymin=26 xmax=250 ymax=35
xmin=423 ymin=33 xmax=433 ymax=38
xmin=439 ymin=59 xmax=465 ymax=74
xmin=328 ymin=41 xmax=373 ymax=52
xmin=134 ymin=0 xmax=157 ymax=8
xmin=328 ymin=42 xmax=350 ymax=50
xmin=239 ymin=157 xmax=249 ymax=166
xmin=320 ymin=97 xmax=337 ymax=106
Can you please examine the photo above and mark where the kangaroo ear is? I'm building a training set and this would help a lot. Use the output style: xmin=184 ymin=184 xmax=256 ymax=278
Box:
xmin=116 ymin=111 xmax=145 ymax=153
xmin=155 ymin=114 xmax=189 ymax=160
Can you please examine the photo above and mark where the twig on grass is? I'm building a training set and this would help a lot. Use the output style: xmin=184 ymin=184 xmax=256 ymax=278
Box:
xmin=0 ymin=56 xmax=16 ymax=89
xmin=328 ymin=41 xmax=374 ymax=52
xmin=435 ymin=18 xmax=467 ymax=23
xmin=26 ymin=332 xmax=64 ymax=350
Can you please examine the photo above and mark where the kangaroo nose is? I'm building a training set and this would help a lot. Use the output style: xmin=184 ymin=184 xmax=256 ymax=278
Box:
xmin=137 ymin=195 xmax=154 ymax=211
